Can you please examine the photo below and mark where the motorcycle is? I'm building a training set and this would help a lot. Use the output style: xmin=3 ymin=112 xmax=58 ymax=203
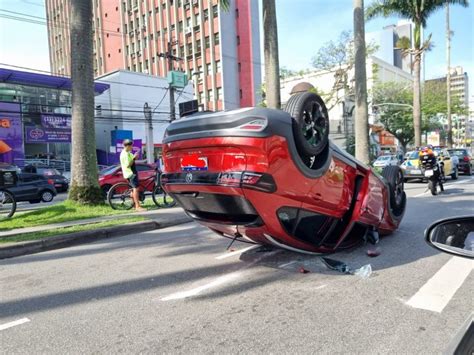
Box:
xmin=420 ymin=156 xmax=444 ymax=195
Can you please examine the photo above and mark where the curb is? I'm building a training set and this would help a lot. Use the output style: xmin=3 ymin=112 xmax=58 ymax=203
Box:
xmin=0 ymin=216 xmax=193 ymax=259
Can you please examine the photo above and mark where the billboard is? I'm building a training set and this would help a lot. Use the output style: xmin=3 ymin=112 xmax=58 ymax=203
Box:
xmin=25 ymin=126 xmax=72 ymax=143
xmin=41 ymin=114 xmax=71 ymax=129
xmin=0 ymin=102 xmax=24 ymax=164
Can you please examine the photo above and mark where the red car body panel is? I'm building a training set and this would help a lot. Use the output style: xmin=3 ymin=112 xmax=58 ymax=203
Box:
xmin=163 ymin=131 xmax=403 ymax=254
xmin=98 ymin=163 xmax=157 ymax=191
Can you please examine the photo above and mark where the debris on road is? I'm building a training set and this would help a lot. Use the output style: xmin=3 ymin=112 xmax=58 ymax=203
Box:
xmin=367 ymin=247 xmax=381 ymax=257
xmin=353 ymin=264 xmax=372 ymax=279
xmin=299 ymin=266 xmax=310 ymax=274
xmin=320 ymin=257 xmax=373 ymax=279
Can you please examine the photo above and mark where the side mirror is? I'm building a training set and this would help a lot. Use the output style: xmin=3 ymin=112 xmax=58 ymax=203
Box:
xmin=425 ymin=216 xmax=474 ymax=259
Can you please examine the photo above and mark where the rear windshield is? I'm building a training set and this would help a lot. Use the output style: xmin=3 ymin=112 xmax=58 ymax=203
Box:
xmin=378 ymin=156 xmax=390 ymax=160
xmin=99 ymin=165 xmax=118 ymax=176
xmin=407 ymin=151 xmax=419 ymax=159
xmin=448 ymin=149 xmax=467 ymax=157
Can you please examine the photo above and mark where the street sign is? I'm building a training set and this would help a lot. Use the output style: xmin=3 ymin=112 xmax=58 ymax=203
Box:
xmin=167 ymin=71 xmax=187 ymax=88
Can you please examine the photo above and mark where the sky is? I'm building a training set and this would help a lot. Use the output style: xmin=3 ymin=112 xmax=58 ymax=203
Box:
xmin=0 ymin=0 xmax=473 ymax=96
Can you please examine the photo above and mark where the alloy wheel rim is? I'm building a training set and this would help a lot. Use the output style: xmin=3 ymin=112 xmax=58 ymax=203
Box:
xmin=301 ymin=102 xmax=327 ymax=148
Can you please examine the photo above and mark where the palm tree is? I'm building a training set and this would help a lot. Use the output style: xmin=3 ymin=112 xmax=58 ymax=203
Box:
xmin=263 ymin=0 xmax=281 ymax=109
xmin=220 ymin=0 xmax=280 ymax=109
xmin=353 ymin=0 xmax=370 ymax=164
xmin=69 ymin=0 xmax=102 ymax=204
xmin=366 ymin=0 xmax=468 ymax=148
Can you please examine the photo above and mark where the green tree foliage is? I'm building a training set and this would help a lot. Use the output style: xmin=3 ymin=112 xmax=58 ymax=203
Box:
xmin=373 ymin=81 xmax=465 ymax=151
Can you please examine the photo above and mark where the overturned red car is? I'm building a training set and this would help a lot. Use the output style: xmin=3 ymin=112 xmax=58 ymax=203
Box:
xmin=162 ymin=93 xmax=406 ymax=254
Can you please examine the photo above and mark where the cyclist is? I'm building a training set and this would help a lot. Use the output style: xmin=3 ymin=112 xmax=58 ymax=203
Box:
xmin=120 ymin=139 xmax=145 ymax=212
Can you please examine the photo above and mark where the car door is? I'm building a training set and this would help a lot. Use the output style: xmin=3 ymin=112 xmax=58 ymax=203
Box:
xmin=10 ymin=174 xmax=39 ymax=201
xmin=442 ymin=149 xmax=453 ymax=174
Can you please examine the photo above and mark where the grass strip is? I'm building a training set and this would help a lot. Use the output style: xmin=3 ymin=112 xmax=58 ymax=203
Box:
xmin=0 ymin=217 xmax=146 ymax=243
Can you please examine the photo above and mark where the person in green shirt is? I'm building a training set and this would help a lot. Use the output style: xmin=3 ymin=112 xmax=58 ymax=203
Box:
xmin=120 ymin=139 xmax=145 ymax=211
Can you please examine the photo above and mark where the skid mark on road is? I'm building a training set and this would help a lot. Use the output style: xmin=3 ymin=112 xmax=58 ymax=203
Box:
xmin=406 ymin=257 xmax=473 ymax=313
xmin=0 ymin=318 xmax=30 ymax=331
xmin=160 ymin=251 xmax=280 ymax=301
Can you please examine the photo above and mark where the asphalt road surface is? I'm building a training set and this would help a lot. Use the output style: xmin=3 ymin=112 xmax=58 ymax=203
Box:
xmin=1 ymin=176 xmax=473 ymax=354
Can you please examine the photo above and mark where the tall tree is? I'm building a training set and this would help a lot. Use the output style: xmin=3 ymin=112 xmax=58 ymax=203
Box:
xmin=69 ymin=0 xmax=102 ymax=204
xmin=263 ymin=0 xmax=281 ymax=109
xmin=366 ymin=0 xmax=469 ymax=148
xmin=353 ymin=0 xmax=370 ymax=164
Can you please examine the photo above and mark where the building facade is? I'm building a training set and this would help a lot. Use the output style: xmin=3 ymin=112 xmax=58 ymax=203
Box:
xmin=45 ymin=0 xmax=261 ymax=111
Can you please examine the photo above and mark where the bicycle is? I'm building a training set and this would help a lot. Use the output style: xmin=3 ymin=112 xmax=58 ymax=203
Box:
xmin=0 ymin=188 xmax=16 ymax=220
xmin=107 ymin=170 xmax=176 ymax=210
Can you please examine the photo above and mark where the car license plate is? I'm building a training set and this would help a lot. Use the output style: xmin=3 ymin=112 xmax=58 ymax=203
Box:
xmin=180 ymin=155 xmax=208 ymax=171
xmin=424 ymin=169 xmax=434 ymax=177
xmin=412 ymin=169 xmax=421 ymax=175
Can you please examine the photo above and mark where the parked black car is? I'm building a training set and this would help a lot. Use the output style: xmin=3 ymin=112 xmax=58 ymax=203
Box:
xmin=9 ymin=173 xmax=57 ymax=203
xmin=23 ymin=165 xmax=69 ymax=192
xmin=448 ymin=149 xmax=473 ymax=175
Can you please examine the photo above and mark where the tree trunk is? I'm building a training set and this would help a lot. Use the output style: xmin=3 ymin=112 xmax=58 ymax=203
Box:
xmin=353 ymin=0 xmax=370 ymax=164
xmin=413 ymin=53 xmax=422 ymax=148
xmin=69 ymin=0 xmax=102 ymax=204
xmin=263 ymin=0 xmax=281 ymax=109
xmin=446 ymin=2 xmax=452 ymax=148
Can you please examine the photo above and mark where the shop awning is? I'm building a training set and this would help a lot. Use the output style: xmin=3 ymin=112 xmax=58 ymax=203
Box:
xmin=0 ymin=68 xmax=110 ymax=94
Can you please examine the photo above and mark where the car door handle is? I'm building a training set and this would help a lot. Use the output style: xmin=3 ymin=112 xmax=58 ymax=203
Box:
xmin=311 ymin=193 xmax=322 ymax=200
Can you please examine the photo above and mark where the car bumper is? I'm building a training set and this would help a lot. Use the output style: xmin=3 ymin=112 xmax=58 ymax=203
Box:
xmin=457 ymin=162 xmax=471 ymax=173
xmin=401 ymin=169 xmax=423 ymax=179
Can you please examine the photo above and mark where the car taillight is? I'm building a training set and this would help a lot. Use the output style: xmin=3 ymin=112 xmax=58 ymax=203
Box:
xmin=47 ymin=179 xmax=54 ymax=185
xmin=217 ymin=171 xmax=276 ymax=193
xmin=237 ymin=118 xmax=267 ymax=132
xmin=463 ymin=156 xmax=470 ymax=162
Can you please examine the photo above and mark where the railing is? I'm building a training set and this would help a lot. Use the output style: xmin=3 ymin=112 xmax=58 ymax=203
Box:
xmin=14 ymin=159 xmax=71 ymax=172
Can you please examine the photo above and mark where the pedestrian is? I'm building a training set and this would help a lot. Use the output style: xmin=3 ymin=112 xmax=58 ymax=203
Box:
xmin=120 ymin=139 xmax=145 ymax=212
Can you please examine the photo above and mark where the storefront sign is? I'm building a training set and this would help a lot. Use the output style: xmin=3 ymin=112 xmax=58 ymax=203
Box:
xmin=0 ymin=101 xmax=24 ymax=164
xmin=41 ymin=114 xmax=71 ymax=128
xmin=25 ymin=126 xmax=72 ymax=143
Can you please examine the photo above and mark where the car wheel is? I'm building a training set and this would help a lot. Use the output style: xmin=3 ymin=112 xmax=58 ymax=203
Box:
xmin=101 ymin=184 xmax=111 ymax=198
xmin=40 ymin=190 xmax=54 ymax=203
xmin=382 ymin=166 xmax=406 ymax=218
xmin=284 ymin=92 xmax=329 ymax=158
xmin=451 ymin=166 xmax=458 ymax=180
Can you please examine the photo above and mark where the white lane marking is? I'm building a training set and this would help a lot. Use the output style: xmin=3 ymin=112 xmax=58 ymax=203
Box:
xmin=279 ymin=260 xmax=297 ymax=268
xmin=215 ymin=245 xmax=259 ymax=260
xmin=0 ymin=318 xmax=30 ymax=331
xmin=161 ymin=251 xmax=279 ymax=301
xmin=406 ymin=257 xmax=473 ymax=313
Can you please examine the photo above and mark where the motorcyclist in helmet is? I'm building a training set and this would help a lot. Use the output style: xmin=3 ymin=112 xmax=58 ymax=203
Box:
xmin=419 ymin=145 xmax=444 ymax=191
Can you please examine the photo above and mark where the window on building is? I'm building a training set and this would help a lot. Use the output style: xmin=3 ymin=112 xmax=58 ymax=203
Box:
xmin=118 ymin=48 xmax=122 ymax=53
xmin=178 ymin=0 xmax=182 ymax=7
xmin=171 ymin=24 xmax=176 ymax=32
xmin=238 ymin=62 xmax=241 ymax=72
xmin=149 ymin=10 xmax=152 ymax=16
xmin=142 ymin=14 xmax=146 ymax=26
xmin=187 ymin=42 xmax=193 ymax=54
xmin=108 ymin=53 xmax=110 ymax=58
xmin=131 ymin=42 xmax=135 ymax=52
xmin=208 ymin=89 xmax=214 ymax=101
xmin=186 ymin=17 xmax=191 ymax=28
xmin=196 ymin=39 xmax=201 ymax=53
xmin=214 ymin=33 xmax=220 ymax=45
xmin=239 ymin=89 xmax=242 ymax=99
xmin=162 ymin=2 xmax=166 ymax=9
xmin=235 ymin=8 xmax=239 ymax=18
xmin=212 ymin=5 xmax=218 ymax=18
xmin=139 ymin=62 xmax=142 ymax=72
xmin=138 ymin=40 xmax=141 ymax=50
xmin=179 ymin=45 xmax=184 ymax=56
xmin=216 ymin=87 xmax=222 ymax=101
xmin=124 ymin=24 xmax=128 ymax=32
xmin=130 ymin=21 xmax=134 ymax=30
xmin=157 ymin=30 xmax=160 ymax=37
xmin=145 ymin=59 xmax=149 ymax=70
xmin=205 ymin=36 xmax=210 ymax=49
xmin=152 ymin=56 xmax=155 ymax=63
xmin=203 ymin=9 xmax=209 ymax=21
xmin=216 ymin=60 xmax=221 ymax=72
xmin=133 ymin=64 xmax=137 ymax=71
xmin=143 ymin=38 xmax=147 ymax=48
xmin=178 ymin=21 xmax=183 ymax=32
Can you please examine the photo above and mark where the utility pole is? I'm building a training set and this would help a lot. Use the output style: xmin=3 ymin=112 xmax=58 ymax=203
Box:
xmin=158 ymin=41 xmax=181 ymax=121
xmin=446 ymin=1 xmax=453 ymax=148
xmin=143 ymin=102 xmax=154 ymax=164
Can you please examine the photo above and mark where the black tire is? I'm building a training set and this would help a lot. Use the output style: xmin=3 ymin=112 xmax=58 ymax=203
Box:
xmin=107 ymin=182 xmax=134 ymax=210
xmin=451 ymin=166 xmax=458 ymax=180
xmin=382 ymin=166 xmax=406 ymax=217
xmin=428 ymin=180 xmax=438 ymax=195
xmin=101 ymin=184 xmax=111 ymax=199
xmin=284 ymin=92 xmax=329 ymax=157
xmin=467 ymin=165 xmax=472 ymax=176
xmin=152 ymin=185 xmax=176 ymax=208
xmin=0 ymin=190 xmax=16 ymax=220
xmin=40 ymin=190 xmax=54 ymax=203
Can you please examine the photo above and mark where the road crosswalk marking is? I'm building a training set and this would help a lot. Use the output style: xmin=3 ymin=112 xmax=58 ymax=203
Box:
xmin=406 ymin=257 xmax=473 ymax=313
